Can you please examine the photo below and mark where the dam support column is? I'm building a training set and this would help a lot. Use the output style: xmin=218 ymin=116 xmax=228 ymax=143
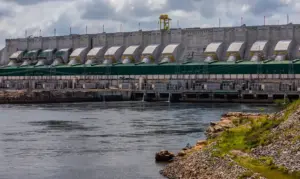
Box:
xmin=284 ymin=94 xmax=288 ymax=105
xmin=268 ymin=94 xmax=273 ymax=102
xmin=209 ymin=93 xmax=214 ymax=101
xmin=72 ymin=78 xmax=76 ymax=89
xmin=168 ymin=93 xmax=172 ymax=103
xmin=31 ymin=80 xmax=36 ymax=90
xmin=188 ymin=80 xmax=192 ymax=90
xmin=155 ymin=92 xmax=159 ymax=101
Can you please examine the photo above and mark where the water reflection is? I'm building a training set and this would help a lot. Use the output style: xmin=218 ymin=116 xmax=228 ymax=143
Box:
xmin=28 ymin=120 xmax=97 ymax=131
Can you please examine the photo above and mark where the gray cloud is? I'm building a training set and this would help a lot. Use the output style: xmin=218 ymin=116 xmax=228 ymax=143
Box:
xmin=0 ymin=8 xmax=14 ymax=18
xmin=166 ymin=0 xmax=195 ymax=11
xmin=2 ymin=0 xmax=74 ymax=5
xmin=80 ymin=0 xmax=158 ymax=23
xmin=0 ymin=1 xmax=15 ymax=18
xmin=80 ymin=0 xmax=115 ymax=20
xmin=80 ymin=0 xmax=292 ymax=25
xmin=0 ymin=0 xmax=299 ymax=48
xmin=45 ymin=13 xmax=74 ymax=36
xmin=249 ymin=0 xmax=289 ymax=16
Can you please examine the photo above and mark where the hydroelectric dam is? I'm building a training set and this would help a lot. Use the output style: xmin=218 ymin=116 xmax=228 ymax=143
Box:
xmin=0 ymin=15 xmax=300 ymax=103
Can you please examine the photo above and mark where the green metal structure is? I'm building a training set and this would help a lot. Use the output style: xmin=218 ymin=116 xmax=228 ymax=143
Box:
xmin=0 ymin=60 xmax=299 ymax=76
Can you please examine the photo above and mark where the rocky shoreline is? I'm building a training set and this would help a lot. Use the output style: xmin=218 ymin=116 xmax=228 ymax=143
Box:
xmin=158 ymin=101 xmax=300 ymax=179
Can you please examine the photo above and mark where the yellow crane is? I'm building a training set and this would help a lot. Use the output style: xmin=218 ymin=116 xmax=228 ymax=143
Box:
xmin=159 ymin=14 xmax=171 ymax=31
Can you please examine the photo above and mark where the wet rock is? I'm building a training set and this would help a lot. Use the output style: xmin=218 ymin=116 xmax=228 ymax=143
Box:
xmin=155 ymin=150 xmax=175 ymax=162
xmin=196 ymin=140 xmax=207 ymax=146
xmin=210 ymin=121 xmax=217 ymax=126
xmin=206 ymin=120 xmax=234 ymax=139
xmin=177 ymin=150 xmax=186 ymax=157
xmin=182 ymin=147 xmax=189 ymax=151
xmin=185 ymin=143 xmax=192 ymax=149
xmin=206 ymin=112 xmax=264 ymax=139
xmin=223 ymin=112 xmax=243 ymax=117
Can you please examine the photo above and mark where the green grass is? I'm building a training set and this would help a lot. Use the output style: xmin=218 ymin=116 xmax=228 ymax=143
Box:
xmin=212 ymin=115 xmax=278 ymax=156
xmin=212 ymin=125 xmax=250 ymax=157
xmin=215 ymin=100 xmax=300 ymax=155
xmin=210 ymin=100 xmax=300 ymax=178
xmin=274 ymin=99 xmax=290 ymax=107
xmin=282 ymin=100 xmax=300 ymax=120
xmin=238 ymin=171 xmax=254 ymax=179
xmin=235 ymin=156 xmax=300 ymax=179
xmin=244 ymin=116 xmax=283 ymax=148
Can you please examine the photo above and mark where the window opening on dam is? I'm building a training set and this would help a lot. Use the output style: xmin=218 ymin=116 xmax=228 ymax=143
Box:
xmin=243 ymin=95 xmax=255 ymax=100
xmin=273 ymin=94 xmax=285 ymax=100
xmin=257 ymin=94 xmax=268 ymax=100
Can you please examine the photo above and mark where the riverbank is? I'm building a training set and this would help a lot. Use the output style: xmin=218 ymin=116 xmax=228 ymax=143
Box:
xmin=160 ymin=101 xmax=300 ymax=179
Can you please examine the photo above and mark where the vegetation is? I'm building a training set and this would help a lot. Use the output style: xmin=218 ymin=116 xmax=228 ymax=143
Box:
xmin=211 ymin=114 xmax=280 ymax=156
xmin=235 ymin=156 xmax=300 ymax=179
xmin=162 ymin=100 xmax=300 ymax=179
xmin=238 ymin=171 xmax=253 ymax=179
xmin=210 ymin=100 xmax=300 ymax=179
xmin=274 ymin=99 xmax=290 ymax=107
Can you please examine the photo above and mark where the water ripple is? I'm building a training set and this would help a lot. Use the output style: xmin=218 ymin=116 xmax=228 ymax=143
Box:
xmin=0 ymin=102 xmax=279 ymax=179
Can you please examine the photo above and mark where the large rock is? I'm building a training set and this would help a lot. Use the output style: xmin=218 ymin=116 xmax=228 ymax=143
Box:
xmin=206 ymin=119 xmax=235 ymax=139
xmin=196 ymin=140 xmax=208 ymax=146
xmin=177 ymin=150 xmax=186 ymax=157
xmin=155 ymin=150 xmax=175 ymax=162
xmin=205 ymin=112 xmax=261 ymax=139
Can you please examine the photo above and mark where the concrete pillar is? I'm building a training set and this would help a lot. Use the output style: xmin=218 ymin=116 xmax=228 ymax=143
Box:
xmin=31 ymin=80 xmax=36 ymax=89
xmin=72 ymin=78 xmax=76 ymax=89
xmin=268 ymin=94 xmax=273 ymax=101
xmin=209 ymin=93 xmax=214 ymax=99
xmin=187 ymin=80 xmax=192 ymax=90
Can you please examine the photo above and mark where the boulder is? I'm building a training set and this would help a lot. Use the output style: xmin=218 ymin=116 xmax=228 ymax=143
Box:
xmin=210 ymin=121 xmax=217 ymax=126
xmin=178 ymin=150 xmax=186 ymax=157
xmin=214 ymin=125 xmax=224 ymax=132
xmin=155 ymin=150 xmax=175 ymax=162
xmin=206 ymin=126 xmax=215 ymax=133
xmin=196 ymin=140 xmax=208 ymax=146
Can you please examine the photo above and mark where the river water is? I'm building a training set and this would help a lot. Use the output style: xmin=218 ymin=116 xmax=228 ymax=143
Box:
xmin=0 ymin=102 xmax=278 ymax=179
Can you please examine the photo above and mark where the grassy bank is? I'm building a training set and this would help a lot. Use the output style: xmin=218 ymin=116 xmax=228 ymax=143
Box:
xmin=162 ymin=100 xmax=300 ymax=179
xmin=210 ymin=100 xmax=300 ymax=179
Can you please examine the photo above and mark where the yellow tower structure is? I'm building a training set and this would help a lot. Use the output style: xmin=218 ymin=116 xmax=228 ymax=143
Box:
xmin=159 ymin=14 xmax=171 ymax=31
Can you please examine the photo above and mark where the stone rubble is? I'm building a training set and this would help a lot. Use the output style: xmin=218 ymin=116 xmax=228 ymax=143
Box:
xmin=252 ymin=108 xmax=300 ymax=173
xmin=159 ymin=110 xmax=299 ymax=179
xmin=161 ymin=145 xmax=252 ymax=179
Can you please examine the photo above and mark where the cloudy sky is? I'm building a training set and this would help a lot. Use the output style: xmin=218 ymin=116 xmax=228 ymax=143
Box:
xmin=0 ymin=0 xmax=298 ymax=47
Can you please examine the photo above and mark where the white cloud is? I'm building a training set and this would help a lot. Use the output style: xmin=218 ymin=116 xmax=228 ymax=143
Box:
xmin=0 ymin=0 xmax=299 ymax=47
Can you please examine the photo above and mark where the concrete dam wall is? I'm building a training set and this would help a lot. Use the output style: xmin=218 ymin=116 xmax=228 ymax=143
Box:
xmin=2 ymin=23 xmax=300 ymax=66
